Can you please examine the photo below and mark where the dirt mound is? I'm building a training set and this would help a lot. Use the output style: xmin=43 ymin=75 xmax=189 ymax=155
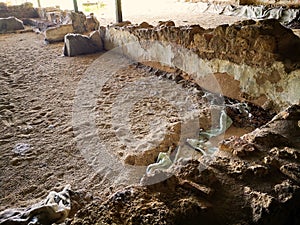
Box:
xmin=69 ymin=105 xmax=300 ymax=225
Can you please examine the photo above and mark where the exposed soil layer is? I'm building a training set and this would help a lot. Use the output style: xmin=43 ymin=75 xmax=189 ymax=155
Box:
xmin=70 ymin=105 xmax=300 ymax=225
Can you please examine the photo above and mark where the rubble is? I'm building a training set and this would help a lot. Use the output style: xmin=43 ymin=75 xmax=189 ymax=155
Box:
xmin=104 ymin=19 xmax=300 ymax=112
xmin=69 ymin=104 xmax=300 ymax=225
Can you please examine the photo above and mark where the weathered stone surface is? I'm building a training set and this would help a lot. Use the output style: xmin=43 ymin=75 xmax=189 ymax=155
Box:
xmin=219 ymin=135 xmax=258 ymax=157
xmin=244 ymin=187 xmax=277 ymax=223
xmin=85 ymin=13 xmax=99 ymax=32
xmin=104 ymin=19 xmax=300 ymax=112
xmin=274 ymin=180 xmax=300 ymax=203
xmin=63 ymin=31 xmax=103 ymax=57
xmin=0 ymin=16 xmax=24 ymax=33
xmin=244 ymin=105 xmax=300 ymax=148
xmin=44 ymin=24 xmax=74 ymax=43
xmin=70 ymin=12 xmax=86 ymax=34
xmin=89 ymin=30 xmax=103 ymax=50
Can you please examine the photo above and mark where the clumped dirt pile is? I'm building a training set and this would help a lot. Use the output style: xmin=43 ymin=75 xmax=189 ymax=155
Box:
xmin=70 ymin=105 xmax=300 ymax=225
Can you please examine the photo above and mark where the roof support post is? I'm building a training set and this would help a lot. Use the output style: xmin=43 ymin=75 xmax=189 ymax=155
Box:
xmin=73 ymin=0 xmax=79 ymax=12
xmin=115 ymin=0 xmax=123 ymax=23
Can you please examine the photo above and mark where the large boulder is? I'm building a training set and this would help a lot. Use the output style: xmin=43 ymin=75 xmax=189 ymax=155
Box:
xmin=0 ymin=17 xmax=24 ymax=33
xmin=44 ymin=24 xmax=74 ymax=43
xmin=63 ymin=30 xmax=103 ymax=57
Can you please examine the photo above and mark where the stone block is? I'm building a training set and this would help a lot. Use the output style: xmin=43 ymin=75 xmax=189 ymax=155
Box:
xmin=0 ymin=17 xmax=24 ymax=33
xmin=44 ymin=24 xmax=74 ymax=43
xmin=70 ymin=11 xmax=86 ymax=34
xmin=63 ymin=31 xmax=103 ymax=57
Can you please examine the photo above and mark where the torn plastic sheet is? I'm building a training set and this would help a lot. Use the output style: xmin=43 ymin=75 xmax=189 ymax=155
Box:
xmin=146 ymin=152 xmax=173 ymax=174
xmin=0 ymin=185 xmax=71 ymax=225
xmin=199 ymin=110 xmax=233 ymax=139
xmin=146 ymin=110 xmax=232 ymax=174
xmin=186 ymin=110 xmax=232 ymax=155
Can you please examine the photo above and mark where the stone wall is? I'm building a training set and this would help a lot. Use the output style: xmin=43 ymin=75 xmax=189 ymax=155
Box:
xmin=104 ymin=20 xmax=300 ymax=112
xmin=0 ymin=2 xmax=39 ymax=19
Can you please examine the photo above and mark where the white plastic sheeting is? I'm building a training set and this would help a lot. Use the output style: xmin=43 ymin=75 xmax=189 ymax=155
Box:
xmin=0 ymin=185 xmax=71 ymax=225
xmin=192 ymin=2 xmax=300 ymax=25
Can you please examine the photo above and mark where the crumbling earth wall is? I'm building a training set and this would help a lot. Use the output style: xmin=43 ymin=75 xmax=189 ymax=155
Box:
xmin=104 ymin=19 xmax=300 ymax=112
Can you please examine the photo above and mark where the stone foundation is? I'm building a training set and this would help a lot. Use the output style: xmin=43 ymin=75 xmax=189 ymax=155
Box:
xmin=104 ymin=20 xmax=300 ymax=112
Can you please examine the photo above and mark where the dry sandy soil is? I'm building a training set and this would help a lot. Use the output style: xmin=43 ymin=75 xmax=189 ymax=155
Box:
xmin=0 ymin=7 xmax=299 ymax=224
xmin=0 ymin=32 xmax=102 ymax=210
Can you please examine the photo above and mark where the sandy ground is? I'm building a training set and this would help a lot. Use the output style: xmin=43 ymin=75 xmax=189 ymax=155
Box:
xmin=0 ymin=30 xmax=220 ymax=210
xmin=0 ymin=4 xmax=299 ymax=221
xmin=0 ymin=32 xmax=104 ymax=210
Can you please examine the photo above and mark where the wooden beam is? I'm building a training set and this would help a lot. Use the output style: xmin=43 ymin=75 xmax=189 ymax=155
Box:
xmin=115 ymin=0 xmax=123 ymax=23
xmin=73 ymin=0 xmax=79 ymax=12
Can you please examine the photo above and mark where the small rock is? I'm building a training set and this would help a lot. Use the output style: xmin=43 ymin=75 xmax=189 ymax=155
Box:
xmin=219 ymin=136 xmax=258 ymax=157
xmin=244 ymin=187 xmax=276 ymax=223
xmin=13 ymin=143 xmax=30 ymax=155
xmin=113 ymin=21 xmax=131 ymax=27
xmin=138 ymin=22 xmax=152 ymax=29
xmin=10 ymin=157 xmax=21 ymax=166
xmin=274 ymin=180 xmax=300 ymax=203
xmin=246 ymin=164 xmax=269 ymax=177
xmin=158 ymin=20 xmax=175 ymax=28
xmin=48 ymin=124 xmax=55 ymax=129
xmin=70 ymin=11 xmax=86 ymax=33
xmin=280 ymin=163 xmax=300 ymax=183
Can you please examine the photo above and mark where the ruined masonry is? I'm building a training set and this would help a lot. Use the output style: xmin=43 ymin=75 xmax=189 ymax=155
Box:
xmin=104 ymin=19 xmax=300 ymax=112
